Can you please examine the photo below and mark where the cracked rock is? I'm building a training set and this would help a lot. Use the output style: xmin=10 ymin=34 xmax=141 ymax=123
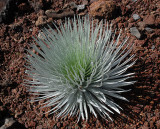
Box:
xmin=89 ymin=0 xmax=116 ymax=19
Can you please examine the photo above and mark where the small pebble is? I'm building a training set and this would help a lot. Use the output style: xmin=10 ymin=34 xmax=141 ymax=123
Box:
xmin=145 ymin=27 xmax=153 ymax=32
xmin=38 ymin=31 xmax=46 ymax=40
xmin=77 ymin=5 xmax=85 ymax=11
xmin=130 ymin=27 xmax=141 ymax=39
xmin=133 ymin=14 xmax=140 ymax=20
xmin=151 ymin=45 xmax=155 ymax=50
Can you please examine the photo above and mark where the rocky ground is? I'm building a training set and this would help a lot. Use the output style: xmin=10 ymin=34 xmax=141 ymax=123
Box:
xmin=0 ymin=0 xmax=159 ymax=128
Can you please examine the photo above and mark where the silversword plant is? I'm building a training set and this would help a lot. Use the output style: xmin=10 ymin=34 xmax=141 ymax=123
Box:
xmin=25 ymin=16 xmax=136 ymax=121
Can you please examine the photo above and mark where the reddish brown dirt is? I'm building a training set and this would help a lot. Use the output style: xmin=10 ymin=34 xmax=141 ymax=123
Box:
xmin=0 ymin=0 xmax=159 ymax=129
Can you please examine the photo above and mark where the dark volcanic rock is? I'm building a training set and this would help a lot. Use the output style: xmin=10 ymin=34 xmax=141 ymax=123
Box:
xmin=0 ymin=0 xmax=17 ymax=23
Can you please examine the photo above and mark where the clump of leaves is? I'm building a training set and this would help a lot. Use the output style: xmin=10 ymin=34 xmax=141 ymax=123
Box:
xmin=25 ymin=16 xmax=136 ymax=121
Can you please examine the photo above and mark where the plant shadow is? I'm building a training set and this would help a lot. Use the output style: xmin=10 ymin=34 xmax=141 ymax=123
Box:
xmin=96 ymin=56 xmax=156 ymax=125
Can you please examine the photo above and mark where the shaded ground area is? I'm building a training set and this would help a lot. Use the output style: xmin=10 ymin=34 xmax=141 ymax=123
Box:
xmin=0 ymin=0 xmax=159 ymax=128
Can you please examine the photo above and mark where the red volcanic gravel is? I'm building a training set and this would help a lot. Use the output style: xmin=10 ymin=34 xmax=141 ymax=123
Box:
xmin=0 ymin=0 xmax=159 ymax=128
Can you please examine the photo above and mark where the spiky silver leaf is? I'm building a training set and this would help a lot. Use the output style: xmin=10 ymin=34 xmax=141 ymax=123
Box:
xmin=24 ymin=16 xmax=136 ymax=121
